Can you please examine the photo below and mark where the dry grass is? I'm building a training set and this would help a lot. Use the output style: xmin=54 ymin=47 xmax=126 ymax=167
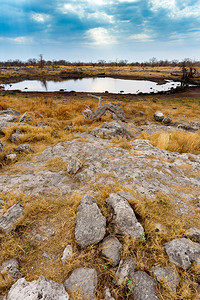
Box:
xmin=148 ymin=130 xmax=200 ymax=155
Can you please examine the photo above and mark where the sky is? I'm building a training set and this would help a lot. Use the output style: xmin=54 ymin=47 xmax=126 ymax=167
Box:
xmin=0 ymin=0 xmax=200 ymax=62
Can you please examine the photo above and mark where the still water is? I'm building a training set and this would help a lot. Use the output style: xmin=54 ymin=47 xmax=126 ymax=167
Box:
xmin=4 ymin=77 xmax=181 ymax=94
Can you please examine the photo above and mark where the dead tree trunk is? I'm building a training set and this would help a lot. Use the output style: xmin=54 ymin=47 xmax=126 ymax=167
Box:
xmin=89 ymin=102 xmax=125 ymax=122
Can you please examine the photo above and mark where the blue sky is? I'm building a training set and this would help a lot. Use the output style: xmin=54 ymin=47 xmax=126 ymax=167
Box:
xmin=0 ymin=0 xmax=200 ymax=62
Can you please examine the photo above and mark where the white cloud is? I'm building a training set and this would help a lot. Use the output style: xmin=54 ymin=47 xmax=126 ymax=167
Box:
xmin=118 ymin=0 xmax=140 ymax=2
xmin=86 ymin=27 xmax=117 ymax=45
xmin=32 ymin=13 xmax=50 ymax=23
xmin=130 ymin=33 xmax=153 ymax=41
xmin=87 ymin=12 xmax=114 ymax=23
xmin=9 ymin=36 xmax=33 ymax=44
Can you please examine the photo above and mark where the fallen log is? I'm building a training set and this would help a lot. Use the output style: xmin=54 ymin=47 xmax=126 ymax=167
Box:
xmin=89 ymin=102 xmax=125 ymax=122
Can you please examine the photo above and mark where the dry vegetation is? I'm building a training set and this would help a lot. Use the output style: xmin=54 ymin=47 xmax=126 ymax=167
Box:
xmin=0 ymin=92 xmax=200 ymax=299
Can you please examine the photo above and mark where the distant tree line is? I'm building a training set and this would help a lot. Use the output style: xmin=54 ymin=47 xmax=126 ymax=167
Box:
xmin=0 ymin=57 xmax=200 ymax=68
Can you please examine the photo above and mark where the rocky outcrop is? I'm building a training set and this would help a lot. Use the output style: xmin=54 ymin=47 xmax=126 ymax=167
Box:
xmin=5 ymin=276 xmax=69 ymax=300
xmin=154 ymin=111 xmax=164 ymax=122
xmin=75 ymin=195 xmax=106 ymax=247
xmin=15 ymin=143 xmax=33 ymax=153
xmin=64 ymin=267 xmax=97 ymax=300
xmin=106 ymin=193 xmax=144 ymax=239
xmin=152 ymin=266 xmax=179 ymax=292
xmin=10 ymin=129 xmax=23 ymax=142
xmin=91 ymin=121 xmax=133 ymax=139
xmin=0 ymin=108 xmax=20 ymax=116
xmin=163 ymin=238 xmax=200 ymax=270
xmin=132 ymin=271 xmax=159 ymax=300
xmin=0 ymin=203 xmax=24 ymax=233
xmin=101 ymin=236 xmax=122 ymax=266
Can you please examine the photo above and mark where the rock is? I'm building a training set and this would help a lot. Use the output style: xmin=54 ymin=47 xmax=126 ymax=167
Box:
xmin=67 ymin=157 xmax=82 ymax=175
xmin=0 ymin=259 xmax=20 ymax=280
xmin=154 ymin=111 xmax=164 ymax=122
xmin=0 ymin=114 xmax=17 ymax=123
xmin=0 ymin=141 xmax=3 ymax=152
xmin=89 ymin=102 xmax=126 ymax=122
xmin=91 ymin=121 xmax=133 ymax=140
xmin=5 ymin=276 xmax=69 ymax=300
xmin=15 ymin=143 xmax=33 ymax=153
xmin=61 ymin=245 xmax=73 ymax=263
xmin=101 ymin=236 xmax=122 ymax=266
xmin=0 ymin=203 xmax=24 ymax=233
xmin=106 ymin=193 xmax=144 ymax=239
xmin=75 ymin=195 xmax=106 ymax=247
xmin=9 ymin=129 xmax=23 ymax=142
xmin=152 ymin=266 xmax=179 ymax=292
xmin=36 ymin=122 xmax=47 ymax=128
xmin=163 ymin=238 xmax=200 ymax=270
xmin=64 ymin=267 xmax=97 ymax=300
xmin=162 ymin=115 xmax=172 ymax=125
xmin=104 ymin=287 xmax=115 ymax=300
xmin=185 ymin=227 xmax=200 ymax=243
xmin=0 ymin=108 xmax=20 ymax=116
xmin=4 ymin=154 xmax=17 ymax=163
xmin=83 ymin=108 xmax=92 ymax=119
xmin=51 ymin=131 xmax=58 ymax=137
xmin=19 ymin=112 xmax=32 ymax=123
xmin=114 ymin=257 xmax=136 ymax=286
xmin=132 ymin=271 xmax=159 ymax=300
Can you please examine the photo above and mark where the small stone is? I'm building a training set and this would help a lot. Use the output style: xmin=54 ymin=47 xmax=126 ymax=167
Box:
xmin=114 ymin=257 xmax=136 ymax=286
xmin=154 ymin=111 xmax=164 ymax=122
xmin=162 ymin=115 xmax=172 ymax=125
xmin=104 ymin=287 xmax=115 ymax=300
xmin=0 ymin=259 xmax=20 ymax=280
xmin=152 ymin=266 xmax=179 ymax=292
xmin=106 ymin=193 xmax=144 ymax=239
xmin=9 ymin=129 xmax=23 ymax=142
xmin=185 ymin=227 xmax=200 ymax=243
xmin=36 ymin=122 xmax=47 ymax=128
xmin=6 ymin=276 xmax=69 ymax=300
xmin=0 ymin=203 xmax=24 ymax=233
xmin=132 ymin=271 xmax=159 ymax=300
xmin=4 ymin=154 xmax=17 ymax=163
xmin=67 ymin=157 xmax=82 ymax=175
xmin=163 ymin=238 xmax=200 ymax=270
xmin=64 ymin=267 xmax=97 ymax=300
xmin=75 ymin=195 xmax=106 ymax=247
xmin=19 ymin=112 xmax=32 ymax=123
xmin=15 ymin=143 xmax=33 ymax=153
xmin=61 ymin=245 xmax=73 ymax=263
xmin=101 ymin=236 xmax=122 ymax=266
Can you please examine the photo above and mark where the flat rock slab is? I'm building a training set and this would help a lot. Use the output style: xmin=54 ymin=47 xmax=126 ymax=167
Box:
xmin=75 ymin=195 xmax=106 ymax=247
xmin=163 ymin=238 xmax=200 ymax=270
xmin=106 ymin=193 xmax=144 ymax=239
xmin=64 ymin=267 xmax=97 ymax=300
xmin=132 ymin=271 xmax=159 ymax=300
xmin=101 ymin=236 xmax=122 ymax=266
xmin=0 ymin=203 xmax=24 ymax=233
xmin=5 ymin=276 xmax=69 ymax=300
xmin=152 ymin=266 xmax=179 ymax=292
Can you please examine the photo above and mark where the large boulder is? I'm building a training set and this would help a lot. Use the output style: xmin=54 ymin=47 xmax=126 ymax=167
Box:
xmin=106 ymin=192 xmax=144 ymax=239
xmin=101 ymin=236 xmax=122 ymax=266
xmin=152 ymin=266 xmax=179 ymax=292
xmin=163 ymin=238 xmax=200 ymax=270
xmin=154 ymin=111 xmax=164 ymax=122
xmin=0 ymin=203 xmax=24 ymax=233
xmin=5 ymin=276 xmax=69 ymax=300
xmin=75 ymin=195 xmax=106 ymax=247
xmin=64 ymin=267 xmax=97 ymax=300
xmin=132 ymin=271 xmax=159 ymax=300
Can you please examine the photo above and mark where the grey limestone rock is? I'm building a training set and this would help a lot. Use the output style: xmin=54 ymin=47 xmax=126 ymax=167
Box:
xmin=162 ymin=115 xmax=172 ymax=125
xmin=67 ymin=157 xmax=82 ymax=175
xmin=152 ymin=266 xmax=179 ymax=292
xmin=4 ymin=153 xmax=17 ymax=163
xmin=19 ymin=112 xmax=32 ymax=123
xmin=36 ymin=122 xmax=47 ymax=128
xmin=106 ymin=193 xmax=144 ymax=239
xmin=163 ymin=238 xmax=200 ymax=270
xmin=75 ymin=195 xmax=106 ymax=247
xmin=104 ymin=287 xmax=115 ymax=300
xmin=64 ymin=267 xmax=97 ymax=300
xmin=132 ymin=271 xmax=159 ymax=300
xmin=0 ymin=114 xmax=17 ymax=123
xmin=0 ymin=108 xmax=20 ymax=116
xmin=114 ymin=257 xmax=136 ymax=286
xmin=5 ymin=276 xmax=69 ymax=300
xmin=0 ymin=259 xmax=20 ymax=280
xmin=15 ymin=143 xmax=33 ymax=153
xmin=185 ymin=227 xmax=200 ymax=243
xmin=0 ymin=203 xmax=24 ymax=233
xmin=154 ymin=111 xmax=164 ymax=122
xmin=91 ymin=121 xmax=133 ymax=140
xmin=10 ymin=129 xmax=23 ymax=142
xmin=101 ymin=236 xmax=122 ymax=266
xmin=61 ymin=245 xmax=73 ymax=263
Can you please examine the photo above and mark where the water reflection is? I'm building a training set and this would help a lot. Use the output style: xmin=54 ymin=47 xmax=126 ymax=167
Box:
xmin=3 ymin=77 xmax=181 ymax=94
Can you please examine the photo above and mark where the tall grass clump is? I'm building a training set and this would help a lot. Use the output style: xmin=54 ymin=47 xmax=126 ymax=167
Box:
xmin=148 ymin=130 xmax=200 ymax=155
